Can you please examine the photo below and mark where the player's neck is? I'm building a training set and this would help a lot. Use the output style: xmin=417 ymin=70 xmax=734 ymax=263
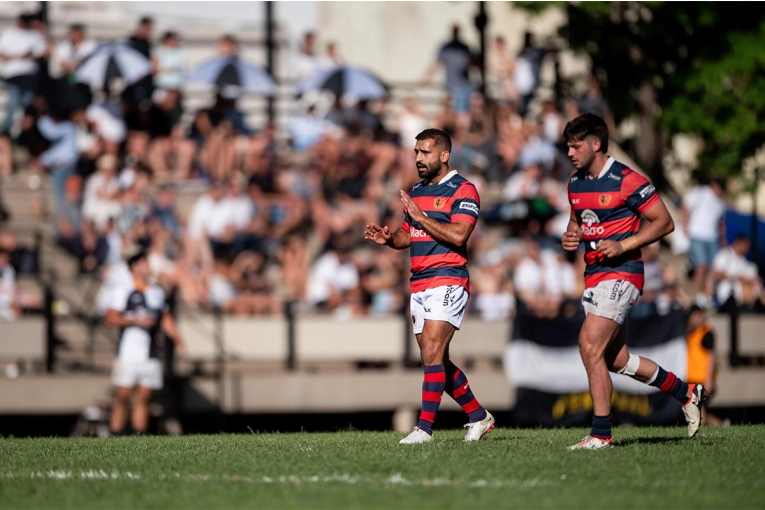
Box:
xmin=426 ymin=166 xmax=451 ymax=186
xmin=585 ymin=153 xmax=610 ymax=179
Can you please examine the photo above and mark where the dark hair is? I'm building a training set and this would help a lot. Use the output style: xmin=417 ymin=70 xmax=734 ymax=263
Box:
xmin=162 ymin=31 xmax=178 ymax=43
xmin=415 ymin=128 xmax=452 ymax=153
xmin=562 ymin=113 xmax=609 ymax=153
xmin=733 ymin=234 xmax=750 ymax=244
xmin=689 ymin=304 xmax=704 ymax=315
xmin=220 ymin=34 xmax=238 ymax=47
xmin=127 ymin=251 xmax=147 ymax=268
xmin=70 ymin=23 xmax=84 ymax=32
xmin=711 ymin=177 xmax=727 ymax=192
xmin=140 ymin=16 xmax=153 ymax=25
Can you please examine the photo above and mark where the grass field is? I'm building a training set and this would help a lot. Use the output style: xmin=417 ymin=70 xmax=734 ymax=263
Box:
xmin=1 ymin=425 xmax=763 ymax=509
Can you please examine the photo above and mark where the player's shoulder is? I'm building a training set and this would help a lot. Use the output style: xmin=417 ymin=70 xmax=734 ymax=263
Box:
xmin=452 ymin=174 xmax=478 ymax=194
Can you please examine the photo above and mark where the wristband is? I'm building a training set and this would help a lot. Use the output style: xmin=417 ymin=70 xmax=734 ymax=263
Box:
xmin=620 ymin=236 xmax=640 ymax=252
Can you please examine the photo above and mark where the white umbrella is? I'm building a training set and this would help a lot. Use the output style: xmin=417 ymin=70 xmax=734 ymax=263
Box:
xmin=76 ymin=42 xmax=152 ymax=89
xmin=297 ymin=66 xmax=388 ymax=100
xmin=186 ymin=56 xmax=275 ymax=96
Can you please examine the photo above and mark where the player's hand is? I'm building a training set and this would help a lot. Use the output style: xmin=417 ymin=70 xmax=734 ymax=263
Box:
xmin=132 ymin=316 xmax=155 ymax=328
xmin=596 ymin=240 xmax=625 ymax=259
xmin=364 ymin=223 xmax=392 ymax=245
xmin=400 ymin=190 xmax=425 ymax=223
xmin=562 ymin=227 xmax=582 ymax=251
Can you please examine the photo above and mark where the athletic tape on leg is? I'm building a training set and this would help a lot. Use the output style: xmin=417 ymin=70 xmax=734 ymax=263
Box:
xmin=616 ymin=353 xmax=641 ymax=377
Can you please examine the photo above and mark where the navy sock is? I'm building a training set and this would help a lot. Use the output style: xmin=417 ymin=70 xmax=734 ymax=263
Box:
xmin=445 ymin=362 xmax=488 ymax=422
xmin=590 ymin=415 xmax=612 ymax=439
xmin=649 ymin=366 xmax=690 ymax=404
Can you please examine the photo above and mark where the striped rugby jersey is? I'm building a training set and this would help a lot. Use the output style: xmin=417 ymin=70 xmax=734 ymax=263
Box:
xmin=568 ymin=157 xmax=659 ymax=291
xmin=401 ymin=170 xmax=480 ymax=293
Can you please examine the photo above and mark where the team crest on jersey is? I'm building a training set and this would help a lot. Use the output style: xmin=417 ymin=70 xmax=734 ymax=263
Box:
xmin=433 ymin=197 xmax=447 ymax=209
xmin=598 ymin=194 xmax=612 ymax=207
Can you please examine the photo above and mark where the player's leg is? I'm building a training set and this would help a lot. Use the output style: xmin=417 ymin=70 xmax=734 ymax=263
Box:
xmin=109 ymin=387 xmax=132 ymax=434
xmin=572 ymin=313 xmax=621 ymax=450
xmin=131 ymin=385 xmax=153 ymax=433
xmin=400 ymin=293 xmax=435 ymax=444
xmin=413 ymin=319 xmax=455 ymax=437
xmin=606 ymin=329 xmax=705 ymax=438
xmin=443 ymin=347 xmax=495 ymax=441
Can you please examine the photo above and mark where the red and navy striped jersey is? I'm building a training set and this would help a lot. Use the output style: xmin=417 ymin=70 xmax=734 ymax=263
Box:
xmin=400 ymin=171 xmax=480 ymax=293
xmin=568 ymin=157 xmax=659 ymax=291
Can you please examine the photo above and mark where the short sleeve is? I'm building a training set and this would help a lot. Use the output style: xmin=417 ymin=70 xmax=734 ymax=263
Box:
xmin=621 ymin=171 xmax=659 ymax=214
xmin=701 ymin=331 xmax=715 ymax=351
xmin=400 ymin=211 xmax=411 ymax=233
xmin=108 ymin=286 xmax=129 ymax=313
xmin=451 ymin=183 xmax=480 ymax=226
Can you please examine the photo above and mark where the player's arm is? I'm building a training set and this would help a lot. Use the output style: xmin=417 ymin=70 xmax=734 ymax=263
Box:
xmin=598 ymin=174 xmax=674 ymax=258
xmin=364 ymin=223 xmax=410 ymax=250
xmin=562 ymin=211 xmax=582 ymax=251
xmin=400 ymin=188 xmax=476 ymax=248
xmin=161 ymin=311 xmax=186 ymax=357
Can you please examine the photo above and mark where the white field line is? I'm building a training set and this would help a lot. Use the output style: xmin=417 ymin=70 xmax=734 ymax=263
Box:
xmin=0 ymin=471 xmax=553 ymax=488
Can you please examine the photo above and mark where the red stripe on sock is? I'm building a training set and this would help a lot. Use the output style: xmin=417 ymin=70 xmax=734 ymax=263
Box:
xmin=461 ymin=398 xmax=481 ymax=414
xmin=453 ymin=384 xmax=470 ymax=399
xmin=424 ymin=372 xmax=446 ymax=383
xmin=422 ymin=391 xmax=443 ymax=402
xmin=419 ymin=411 xmax=436 ymax=423
xmin=660 ymin=372 xmax=677 ymax=392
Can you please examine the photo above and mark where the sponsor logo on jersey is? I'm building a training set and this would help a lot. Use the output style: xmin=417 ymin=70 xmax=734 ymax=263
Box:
xmin=446 ymin=182 xmax=458 ymax=188
xmin=581 ymin=209 xmax=605 ymax=236
xmin=411 ymin=228 xmax=430 ymax=238
xmin=434 ymin=197 xmax=447 ymax=209
xmin=640 ymin=184 xmax=656 ymax=199
xmin=598 ymin=194 xmax=612 ymax=207
xmin=458 ymin=202 xmax=479 ymax=214
xmin=572 ymin=199 xmax=580 ymax=204
xmin=608 ymin=173 xmax=622 ymax=181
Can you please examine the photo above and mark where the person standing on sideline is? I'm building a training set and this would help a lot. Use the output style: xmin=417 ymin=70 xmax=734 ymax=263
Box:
xmin=562 ymin=114 xmax=705 ymax=449
xmin=681 ymin=178 xmax=727 ymax=308
xmin=364 ymin=128 xmax=494 ymax=444
xmin=686 ymin=305 xmax=726 ymax=427
xmin=105 ymin=251 xmax=185 ymax=434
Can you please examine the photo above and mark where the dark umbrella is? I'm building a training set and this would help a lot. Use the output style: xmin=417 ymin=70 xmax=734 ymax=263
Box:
xmin=75 ymin=42 xmax=152 ymax=89
xmin=186 ymin=55 xmax=275 ymax=96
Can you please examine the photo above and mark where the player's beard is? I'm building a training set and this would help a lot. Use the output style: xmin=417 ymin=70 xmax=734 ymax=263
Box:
xmin=576 ymin=148 xmax=597 ymax=172
xmin=417 ymin=160 xmax=441 ymax=181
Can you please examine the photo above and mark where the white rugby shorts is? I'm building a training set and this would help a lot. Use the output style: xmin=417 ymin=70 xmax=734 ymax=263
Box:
xmin=581 ymin=279 xmax=640 ymax=325
xmin=112 ymin=358 xmax=163 ymax=390
xmin=410 ymin=285 xmax=469 ymax=334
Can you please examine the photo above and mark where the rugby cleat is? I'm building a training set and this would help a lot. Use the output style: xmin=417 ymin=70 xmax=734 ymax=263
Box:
xmin=463 ymin=411 xmax=495 ymax=442
xmin=682 ymin=383 xmax=707 ymax=438
xmin=568 ymin=435 xmax=613 ymax=450
xmin=399 ymin=426 xmax=433 ymax=444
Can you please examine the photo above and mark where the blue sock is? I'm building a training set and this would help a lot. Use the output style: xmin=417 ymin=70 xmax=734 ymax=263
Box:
xmin=417 ymin=364 xmax=445 ymax=435
xmin=649 ymin=366 xmax=690 ymax=404
xmin=591 ymin=415 xmax=612 ymax=439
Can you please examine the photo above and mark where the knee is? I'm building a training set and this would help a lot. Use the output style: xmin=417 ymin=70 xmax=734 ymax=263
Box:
xmin=114 ymin=390 xmax=131 ymax=405
xmin=611 ymin=352 xmax=640 ymax=376
xmin=420 ymin=343 xmax=442 ymax=367
xmin=578 ymin=335 xmax=602 ymax=365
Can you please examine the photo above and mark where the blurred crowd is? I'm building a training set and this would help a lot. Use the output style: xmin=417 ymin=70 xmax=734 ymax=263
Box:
xmin=0 ymin=13 xmax=763 ymax=323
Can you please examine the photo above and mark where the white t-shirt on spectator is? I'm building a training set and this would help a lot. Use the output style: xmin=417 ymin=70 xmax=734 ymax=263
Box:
xmin=541 ymin=250 xmax=577 ymax=298
xmin=514 ymin=257 xmax=544 ymax=295
xmin=87 ymin=104 xmax=127 ymax=143
xmin=294 ymin=51 xmax=319 ymax=81
xmin=0 ymin=264 xmax=16 ymax=319
xmin=683 ymin=186 xmax=726 ymax=242
xmin=52 ymin=39 xmax=97 ymax=77
xmin=713 ymin=247 xmax=758 ymax=304
xmin=307 ymin=252 xmax=359 ymax=305
xmin=475 ymin=291 xmax=516 ymax=322
xmin=83 ymin=171 xmax=122 ymax=229
xmin=0 ymin=26 xmax=46 ymax=79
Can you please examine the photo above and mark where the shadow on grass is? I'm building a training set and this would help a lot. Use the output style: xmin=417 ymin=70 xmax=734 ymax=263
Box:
xmin=616 ymin=436 xmax=693 ymax=447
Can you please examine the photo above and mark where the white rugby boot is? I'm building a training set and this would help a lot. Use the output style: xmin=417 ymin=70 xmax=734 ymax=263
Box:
xmin=568 ymin=435 xmax=613 ymax=450
xmin=682 ymin=383 xmax=707 ymax=438
xmin=399 ymin=426 xmax=433 ymax=444
xmin=463 ymin=411 xmax=495 ymax=442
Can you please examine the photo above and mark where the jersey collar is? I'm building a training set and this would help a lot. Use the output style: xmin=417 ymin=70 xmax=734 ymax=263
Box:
xmin=595 ymin=156 xmax=615 ymax=179
xmin=437 ymin=169 xmax=458 ymax=184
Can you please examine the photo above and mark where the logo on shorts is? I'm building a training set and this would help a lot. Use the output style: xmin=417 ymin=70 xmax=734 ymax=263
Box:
xmin=598 ymin=194 xmax=612 ymax=207
xmin=581 ymin=209 xmax=605 ymax=236
xmin=434 ymin=197 xmax=447 ymax=209
xmin=582 ymin=292 xmax=599 ymax=308
xmin=443 ymin=286 xmax=454 ymax=307
xmin=610 ymin=281 xmax=621 ymax=300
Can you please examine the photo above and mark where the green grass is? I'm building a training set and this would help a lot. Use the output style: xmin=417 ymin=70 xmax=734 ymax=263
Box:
xmin=1 ymin=426 xmax=763 ymax=509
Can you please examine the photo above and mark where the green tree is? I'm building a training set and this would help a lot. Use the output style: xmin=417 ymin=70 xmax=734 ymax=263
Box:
xmin=518 ymin=2 xmax=765 ymax=187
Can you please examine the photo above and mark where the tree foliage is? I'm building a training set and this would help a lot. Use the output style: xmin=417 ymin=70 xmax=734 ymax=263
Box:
xmin=517 ymin=2 xmax=765 ymax=179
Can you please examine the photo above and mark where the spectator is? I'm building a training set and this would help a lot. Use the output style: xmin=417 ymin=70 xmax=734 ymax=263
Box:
xmin=82 ymin=154 xmax=121 ymax=230
xmin=656 ymin=266 xmax=691 ymax=316
xmin=422 ymin=24 xmax=475 ymax=113
xmin=713 ymin=235 xmax=763 ymax=310
xmin=572 ymin=73 xmax=616 ymax=135
xmin=55 ymin=174 xmax=84 ymax=252
xmin=306 ymin=240 xmax=359 ymax=310
xmin=686 ymin=305 xmax=727 ymax=427
xmin=52 ymin=24 xmax=96 ymax=78
xmin=127 ymin=16 xmax=153 ymax=59
xmin=38 ymin=110 xmax=79 ymax=215
xmin=150 ymin=183 xmax=182 ymax=241
xmin=0 ymin=247 xmax=18 ymax=320
xmin=294 ymin=31 xmax=319 ymax=80
xmin=146 ymin=89 xmax=194 ymax=181
xmin=517 ymin=32 xmax=548 ymax=109
xmin=317 ymin=41 xmax=342 ymax=71
xmin=682 ymin=178 xmax=727 ymax=308
xmin=153 ymin=32 xmax=184 ymax=91
xmin=397 ymin=95 xmax=428 ymax=148
xmin=288 ymin=104 xmax=328 ymax=152
xmin=0 ymin=13 xmax=47 ymax=134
